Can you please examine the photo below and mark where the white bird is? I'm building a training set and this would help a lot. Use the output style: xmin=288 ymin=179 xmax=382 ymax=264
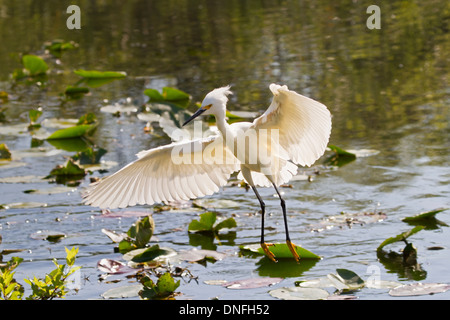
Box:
xmin=83 ymin=84 xmax=332 ymax=262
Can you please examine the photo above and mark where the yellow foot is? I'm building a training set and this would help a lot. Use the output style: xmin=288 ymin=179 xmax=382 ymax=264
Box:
xmin=286 ymin=240 xmax=300 ymax=262
xmin=261 ymin=242 xmax=277 ymax=262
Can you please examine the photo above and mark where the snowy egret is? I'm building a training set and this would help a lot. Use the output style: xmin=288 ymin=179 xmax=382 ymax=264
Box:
xmin=83 ymin=84 xmax=332 ymax=262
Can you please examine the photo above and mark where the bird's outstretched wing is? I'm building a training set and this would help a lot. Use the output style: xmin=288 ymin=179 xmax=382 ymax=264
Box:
xmin=83 ymin=135 xmax=240 ymax=209
xmin=251 ymin=84 xmax=332 ymax=167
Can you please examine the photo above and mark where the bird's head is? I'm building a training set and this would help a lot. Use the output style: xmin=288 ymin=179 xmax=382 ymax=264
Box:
xmin=183 ymin=85 xmax=232 ymax=126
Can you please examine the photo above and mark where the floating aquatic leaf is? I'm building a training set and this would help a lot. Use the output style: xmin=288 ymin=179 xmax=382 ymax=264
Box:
xmin=269 ymin=287 xmax=329 ymax=300
xmin=74 ymin=70 xmax=127 ymax=88
xmin=333 ymin=269 xmax=365 ymax=291
xmin=41 ymin=118 xmax=79 ymax=129
xmin=46 ymin=124 xmax=97 ymax=140
xmin=28 ymin=109 xmax=42 ymax=123
xmin=100 ymin=103 xmax=138 ymax=115
xmin=188 ymin=211 xmax=236 ymax=234
xmin=0 ymin=175 xmax=46 ymax=183
xmin=402 ymin=208 xmax=448 ymax=228
xmin=240 ymin=243 xmax=321 ymax=260
xmin=101 ymin=228 xmax=128 ymax=243
xmin=30 ymin=230 xmax=66 ymax=242
xmin=145 ymin=87 xmax=190 ymax=103
xmin=72 ymin=147 xmax=107 ymax=165
xmin=74 ymin=70 xmax=127 ymax=79
xmin=0 ymin=160 xmax=27 ymax=170
xmin=174 ymin=248 xmax=226 ymax=263
xmin=50 ymin=159 xmax=86 ymax=177
xmin=324 ymin=145 xmax=357 ymax=167
xmin=389 ymin=283 xmax=450 ymax=297
xmin=1 ymin=202 xmax=47 ymax=209
xmin=45 ymin=39 xmax=78 ymax=57
xmin=23 ymin=186 xmax=76 ymax=195
xmin=97 ymin=258 xmax=135 ymax=275
xmin=139 ymin=272 xmax=180 ymax=300
xmin=223 ymin=277 xmax=283 ymax=290
xmin=22 ymin=55 xmax=48 ymax=76
xmin=0 ymin=144 xmax=12 ymax=160
xmin=122 ymin=245 xmax=176 ymax=263
xmin=127 ymin=216 xmax=155 ymax=249
xmin=377 ymin=226 xmax=425 ymax=252
xmin=64 ymin=86 xmax=89 ymax=100
xmin=102 ymin=284 xmax=143 ymax=299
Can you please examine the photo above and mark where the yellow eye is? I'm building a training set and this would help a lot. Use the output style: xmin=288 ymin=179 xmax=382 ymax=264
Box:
xmin=203 ymin=104 xmax=212 ymax=110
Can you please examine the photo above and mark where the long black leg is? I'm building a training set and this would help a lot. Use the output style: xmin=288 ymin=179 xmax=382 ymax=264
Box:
xmin=250 ymin=186 xmax=265 ymax=244
xmin=251 ymin=185 xmax=277 ymax=262
xmin=272 ymin=183 xmax=300 ymax=262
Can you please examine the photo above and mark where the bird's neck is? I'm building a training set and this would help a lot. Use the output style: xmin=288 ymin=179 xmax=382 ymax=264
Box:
xmin=214 ymin=105 xmax=230 ymax=137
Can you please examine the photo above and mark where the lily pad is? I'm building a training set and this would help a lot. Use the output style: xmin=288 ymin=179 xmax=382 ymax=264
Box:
xmin=30 ymin=230 xmax=66 ymax=242
xmin=46 ymin=124 xmax=97 ymax=140
xmin=49 ymin=159 xmax=86 ymax=180
xmin=377 ymin=226 xmax=425 ymax=252
xmin=145 ymin=87 xmax=190 ymax=103
xmin=97 ymin=259 xmax=135 ymax=275
xmin=174 ymin=248 xmax=226 ymax=263
xmin=101 ymin=228 xmax=128 ymax=243
xmin=0 ymin=143 xmax=12 ymax=160
xmin=269 ymin=287 xmax=329 ymax=300
xmin=22 ymin=55 xmax=49 ymax=76
xmin=324 ymin=145 xmax=357 ymax=167
xmin=74 ymin=70 xmax=127 ymax=88
xmin=188 ymin=211 xmax=236 ymax=234
xmin=389 ymin=283 xmax=450 ymax=297
xmin=240 ymin=243 xmax=321 ymax=260
xmin=1 ymin=202 xmax=47 ymax=209
xmin=402 ymin=208 xmax=448 ymax=228
xmin=0 ymin=175 xmax=46 ymax=183
xmin=122 ymin=245 xmax=176 ymax=263
xmin=402 ymin=208 xmax=448 ymax=223
xmin=23 ymin=186 xmax=76 ymax=195
xmin=101 ymin=284 xmax=143 ymax=299
xmin=64 ymin=86 xmax=89 ymax=100
xmin=222 ymin=277 xmax=283 ymax=290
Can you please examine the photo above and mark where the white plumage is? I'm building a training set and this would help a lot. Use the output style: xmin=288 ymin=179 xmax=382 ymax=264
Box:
xmin=83 ymin=83 xmax=331 ymax=262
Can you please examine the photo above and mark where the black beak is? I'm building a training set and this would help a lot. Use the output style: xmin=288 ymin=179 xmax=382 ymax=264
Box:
xmin=182 ymin=108 xmax=207 ymax=126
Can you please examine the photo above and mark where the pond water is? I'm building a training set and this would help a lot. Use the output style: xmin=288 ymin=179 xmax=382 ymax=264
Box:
xmin=0 ymin=0 xmax=449 ymax=300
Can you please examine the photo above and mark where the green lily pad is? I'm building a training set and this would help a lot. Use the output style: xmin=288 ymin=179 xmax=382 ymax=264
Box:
xmin=22 ymin=55 xmax=48 ymax=76
xmin=239 ymin=243 xmax=321 ymax=260
xmin=46 ymin=124 xmax=97 ymax=140
xmin=74 ymin=70 xmax=127 ymax=88
xmin=122 ymin=245 xmax=176 ymax=263
xmin=188 ymin=211 xmax=237 ymax=234
xmin=377 ymin=226 xmax=425 ymax=252
xmin=402 ymin=208 xmax=448 ymax=228
xmin=0 ymin=144 xmax=12 ymax=160
xmin=74 ymin=70 xmax=127 ymax=79
xmin=30 ymin=230 xmax=66 ymax=242
xmin=64 ymin=86 xmax=89 ymax=100
xmin=324 ymin=145 xmax=357 ymax=167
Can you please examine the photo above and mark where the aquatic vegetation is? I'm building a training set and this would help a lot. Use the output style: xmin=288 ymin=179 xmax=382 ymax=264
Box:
xmin=0 ymin=247 xmax=80 ymax=300
xmin=188 ymin=211 xmax=236 ymax=235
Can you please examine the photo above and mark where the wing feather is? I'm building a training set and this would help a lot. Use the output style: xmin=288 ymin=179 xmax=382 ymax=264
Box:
xmin=252 ymin=84 xmax=332 ymax=167
xmin=83 ymin=136 xmax=240 ymax=209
